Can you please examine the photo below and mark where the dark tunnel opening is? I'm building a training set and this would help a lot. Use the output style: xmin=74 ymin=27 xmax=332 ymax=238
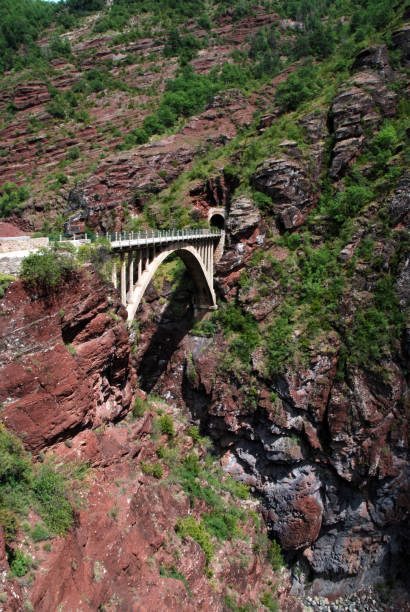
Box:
xmin=209 ymin=213 xmax=225 ymax=230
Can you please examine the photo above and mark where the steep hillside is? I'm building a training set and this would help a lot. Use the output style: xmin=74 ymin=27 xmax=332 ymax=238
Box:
xmin=0 ymin=0 xmax=409 ymax=609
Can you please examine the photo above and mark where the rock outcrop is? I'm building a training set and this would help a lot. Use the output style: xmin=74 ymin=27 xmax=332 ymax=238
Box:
xmin=252 ymin=157 xmax=314 ymax=229
xmin=392 ymin=23 xmax=410 ymax=68
xmin=22 ymin=414 xmax=298 ymax=612
xmin=329 ymin=45 xmax=397 ymax=178
xmin=0 ymin=268 xmax=136 ymax=454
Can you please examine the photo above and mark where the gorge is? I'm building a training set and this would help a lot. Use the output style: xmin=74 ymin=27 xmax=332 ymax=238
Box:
xmin=0 ymin=0 xmax=409 ymax=610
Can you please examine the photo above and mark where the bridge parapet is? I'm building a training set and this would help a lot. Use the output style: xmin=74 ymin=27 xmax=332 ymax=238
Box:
xmin=108 ymin=228 xmax=221 ymax=249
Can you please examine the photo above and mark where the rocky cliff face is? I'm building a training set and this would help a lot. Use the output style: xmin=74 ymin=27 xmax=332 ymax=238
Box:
xmin=0 ymin=270 xmax=299 ymax=612
xmin=128 ymin=41 xmax=410 ymax=600
xmin=1 ymin=2 xmax=409 ymax=608
xmin=0 ymin=267 xmax=135 ymax=453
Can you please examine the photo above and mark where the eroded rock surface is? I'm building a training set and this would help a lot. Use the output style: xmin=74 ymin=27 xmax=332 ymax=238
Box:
xmin=329 ymin=45 xmax=397 ymax=179
xmin=252 ymin=157 xmax=314 ymax=229
xmin=0 ymin=268 xmax=136 ymax=453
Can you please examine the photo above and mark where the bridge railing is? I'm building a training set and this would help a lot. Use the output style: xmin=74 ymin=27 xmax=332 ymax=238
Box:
xmin=52 ymin=228 xmax=222 ymax=245
xmin=108 ymin=228 xmax=222 ymax=244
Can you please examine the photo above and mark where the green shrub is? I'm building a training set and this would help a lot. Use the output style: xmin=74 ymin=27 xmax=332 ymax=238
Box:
xmin=222 ymin=479 xmax=249 ymax=500
xmin=275 ymin=62 xmax=321 ymax=110
xmin=176 ymin=516 xmax=214 ymax=564
xmin=183 ymin=453 xmax=200 ymax=476
xmin=9 ymin=549 xmax=31 ymax=577
xmin=260 ymin=591 xmax=279 ymax=611
xmin=0 ymin=427 xmax=76 ymax=545
xmin=74 ymin=109 xmax=90 ymax=123
xmin=191 ymin=319 xmax=216 ymax=337
xmin=140 ymin=462 xmax=163 ymax=479
xmin=32 ymin=463 xmax=74 ymax=534
xmin=132 ymin=396 xmax=147 ymax=418
xmin=187 ymin=426 xmax=201 ymax=442
xmin=268 ymin=539 xmax=284 ymax=571
xmin=0 ymin=508 xmax=18 ymax=543
xmin=0 ymin=426 xmax=32 ymax=486
xmin=373 ymin=124 xmax=398 ymax=150
xmin=158 ymin=415 xmax=174 ymax=437
xmin=77 ymin=238 xmax=112 ymax=279
xmin=46 ymin=98 xmax=66 ymax=119
xmin=217 ymin=305 xmax=260 ymax=364
xmin=49 ymin=33 xmax=71 ymax=58
xmin=266 ymin=317 xmax=293 ymax=373
xmin=202 ymin=509 xmax=239 ymax=541
xmin=67 ymin=146 xmax=80 ymax=160
xmin=20 ymin=247 xmax=78 ymax=293
xmin=0 ymin=182 xmax=30 ymax=217
xmin=321 ymin=184 xmax=374 ymax=225
xmin=31 ymin=522 xmax=50 ymax=542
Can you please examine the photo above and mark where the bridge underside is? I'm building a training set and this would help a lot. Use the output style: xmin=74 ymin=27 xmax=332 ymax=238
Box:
xmin=111 ymin=240 xmax=217 ymax=322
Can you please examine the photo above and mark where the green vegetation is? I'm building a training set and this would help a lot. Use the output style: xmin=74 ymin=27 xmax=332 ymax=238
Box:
xmin=0 ymin=425 xmax=79 ymax=555
xmin=268 ymin=540 xmax=284 ymax=571
xmin=9 ymin=549 xmax=32 ymax=578
xmin=33 ymin=462 xmax=74 ymax=534
xmin=275 ymin=62 xmax=322 ymax=111
xmin=176 ymin=515 xmax=214 ymax=565
xmin=77 ymin=238 xmax=112 ymax=281
xmin=0 ymin=182 xmax=30 ymax=218
xmin=217 ymin=305 xmax=260 ymax=366
xmin=0 ymin=274 xmax=15 ymax=298
xmin=31 ymin=521 xmax=50 ymax=542
xmin=140 ymin=461 xmax=163 ymax=479
xmin=154 ymin=431 xmax=254 ymax=567
xmin=159 ymin=564 xmax=192 ymax=594
xmin=158 ymin=414 xmax=174 ymax=436
xmin=260 ymin=590 xmax=279 ymax=612
xmin=0 ymin=0 xmax=58 ymax=72
xmin=20 ymin=247 xmax=78 ymax=293
xmin=132 ymin=395 xmax=149 ymax=418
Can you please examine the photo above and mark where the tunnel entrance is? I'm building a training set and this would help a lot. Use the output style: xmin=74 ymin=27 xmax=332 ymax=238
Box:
xmin=209 ymin=213 xmax=225 ymax=230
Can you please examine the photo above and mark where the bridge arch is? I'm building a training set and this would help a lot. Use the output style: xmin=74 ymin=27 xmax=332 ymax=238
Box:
xmin=126 ymin=245 xmax=216 ymax=322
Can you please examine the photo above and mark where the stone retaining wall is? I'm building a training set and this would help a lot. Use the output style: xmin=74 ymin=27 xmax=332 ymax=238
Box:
xmin=0 ymin=236 xmax=49 ymax=253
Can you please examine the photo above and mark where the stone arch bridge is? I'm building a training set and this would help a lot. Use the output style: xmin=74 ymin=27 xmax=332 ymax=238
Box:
xmin=106 ymin=228 xmax=224 ymax=321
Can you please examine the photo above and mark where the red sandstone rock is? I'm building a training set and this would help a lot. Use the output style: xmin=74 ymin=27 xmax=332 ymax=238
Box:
xmin=0 ymin=268 xmax=136 ymax=454
xmin=21 ymin=415 xmax=294 ymax=611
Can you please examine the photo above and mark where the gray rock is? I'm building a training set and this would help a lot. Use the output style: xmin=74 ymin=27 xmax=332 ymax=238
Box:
xmin=351 ymin=44 xmax=394 ymax=80
xmin=226 ymin=195 xmax=261 ymax=238
xmin=386 ymin=174 xmax=410 ymax=228
xmin=392 ymin=23 xmax=410 ymax=67
xmin=251 ymin=157 xmax=312 ymax=229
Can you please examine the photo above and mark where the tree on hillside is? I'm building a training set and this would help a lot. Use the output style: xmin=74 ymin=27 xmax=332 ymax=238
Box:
xmin=66 ymin=0 xmax=105 ymax=12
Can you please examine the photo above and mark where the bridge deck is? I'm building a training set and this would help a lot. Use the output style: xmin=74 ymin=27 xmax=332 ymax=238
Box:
xmin=108 ymin=228 xmax=221 ymax=249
